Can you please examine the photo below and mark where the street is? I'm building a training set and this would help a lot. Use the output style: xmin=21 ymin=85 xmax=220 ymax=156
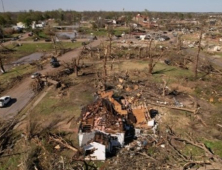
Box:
xmin=0 ymin=39 xmax=102 ymax=120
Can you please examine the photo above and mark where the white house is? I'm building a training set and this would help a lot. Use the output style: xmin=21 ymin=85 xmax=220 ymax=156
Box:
xmin=17 ymin=22 xmax=26 ymax=29
xmin=32 ymin=21 xmax=45 ymax=29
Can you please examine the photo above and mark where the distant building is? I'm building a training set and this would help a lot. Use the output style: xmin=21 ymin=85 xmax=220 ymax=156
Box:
xmin=132 ymin=14 xmax=152 ymax=28
xmin=32 ymin=21 xmax=45 ymax=29
xmin=17 ymin=22 xmax=26 ymax=29
xmin=12 ymin=26 xmax=22 ymax=32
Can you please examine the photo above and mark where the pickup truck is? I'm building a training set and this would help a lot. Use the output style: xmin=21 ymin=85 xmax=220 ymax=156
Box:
xmin=0 ymin=96 xmax=11 ymax=107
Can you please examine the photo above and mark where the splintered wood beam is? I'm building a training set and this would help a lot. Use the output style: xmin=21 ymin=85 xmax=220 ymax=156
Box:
xmin=50 ymin=135 xmax=78 ymax=152
xmin=146 ymin=102 xmax=196 ymax=113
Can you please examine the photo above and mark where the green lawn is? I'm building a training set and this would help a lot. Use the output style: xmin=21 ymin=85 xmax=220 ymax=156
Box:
xmin=113 ymin=27 xmax=130 ymax=36
xmin=205 ymin=140 xmax=222 ymax=158
xmin=119 ymin=60 xmax=193 ymax=80
xmin=0 ymin=64 xmax=35 ymax=94
xmin=0 ymin=41 xmax=82 ymax=94
xmin=79 ymin=26 xmax=129 ymax=37
xmin=3 ymin=42 xmax=82 ymax=61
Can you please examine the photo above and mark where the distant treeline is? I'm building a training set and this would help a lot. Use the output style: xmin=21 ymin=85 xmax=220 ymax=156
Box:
xmin=0 ymin=10 xmax=212 ymax=27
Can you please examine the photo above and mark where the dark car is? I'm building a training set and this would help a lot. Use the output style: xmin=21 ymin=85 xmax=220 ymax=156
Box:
xmin=51 ymin=62 xmax=60 ymax=68
xmin=11 ymin=37 xmax=19 ymax=41
xmin=45 ymin=38 xmax=51 ymax=42
xmin=50 ymin=57 xmax=60 ymax=68
xmin=71 ymin=38 xmax=77 ymax=43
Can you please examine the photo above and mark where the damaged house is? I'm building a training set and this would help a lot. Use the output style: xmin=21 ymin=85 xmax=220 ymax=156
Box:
xmin=78 ymin=91 xmax=158 ymax=160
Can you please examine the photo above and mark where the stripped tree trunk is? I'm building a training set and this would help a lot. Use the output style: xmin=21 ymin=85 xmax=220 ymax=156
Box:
xmin=0 ymin=57 xmax=6 ymax=73
xmin=148 ymin=58 xmax=154 ymax=74
xmin=194 ymin=29 xmax=203 ymax=79
xmin=109 ymin=35 xmax=112 ymax=56
xmin=73 ymin=59 xmax=78 ymax=77
xmin=148 ymin=39 xmax=153 ymax=74
xmin=77 ymin=55 xmax=81 ymax=66
xmin=103 ymin=46 xmax=108 ymax=90
xmin=52 ymin=36 xmax=57 ymax=55
xmin=104 ymin=46 xmax=108 ymax=78
xmin=138 ymin=47 xmax=142 ymax=58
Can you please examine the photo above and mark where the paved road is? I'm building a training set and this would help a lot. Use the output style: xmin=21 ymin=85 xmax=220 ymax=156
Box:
xmin=0 ymin=53 xmax=44 ymax=76
xmin=1 ymin=33 xmax=29 ymax=46
xmin=0 ymin=39 xmax=103 ymax=120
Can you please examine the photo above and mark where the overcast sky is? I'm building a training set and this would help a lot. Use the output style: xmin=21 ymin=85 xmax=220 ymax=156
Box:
xmin=1 ymin=0 xmax=222 ymax=12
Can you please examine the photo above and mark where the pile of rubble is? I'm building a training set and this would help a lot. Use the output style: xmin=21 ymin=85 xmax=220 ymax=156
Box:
xmin=78 ymin=90 xmax=159 ymax=160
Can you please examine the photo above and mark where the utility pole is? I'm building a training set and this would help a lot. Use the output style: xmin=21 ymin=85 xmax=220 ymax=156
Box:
xmin=1 ymin=0 xmax=5 ymax=12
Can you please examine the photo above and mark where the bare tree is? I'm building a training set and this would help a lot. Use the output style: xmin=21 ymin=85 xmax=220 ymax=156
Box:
xmin=147 ymin=39 xmax=163 ymax=74
xmin=148 ymin=39 xmax=154 ymax=74
xmin=104 ymin=45 xmax=108 ymax=78
xmin=0 ymin=56 xmax=6 ymax=73
xmin=102 ymin=45 xmax=108 ymax=90
xmin=73 ymin=59 xmax=78 ymax=77
xmin=194 ymin=28 xmax=203 ymax=79
xmin=107 ymin=25 xmax=114 ymax=56
xmin=177 ymin=34 xmax=183 ymax=50
xmin=51 ymin=36 xmax=58 ymax=55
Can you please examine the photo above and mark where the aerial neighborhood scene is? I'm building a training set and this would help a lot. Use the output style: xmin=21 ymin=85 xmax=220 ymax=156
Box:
xmin=1 ymin=0 xmax=222 ymax=169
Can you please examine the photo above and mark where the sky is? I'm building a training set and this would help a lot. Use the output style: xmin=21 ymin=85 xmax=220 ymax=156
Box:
xmin=1 ymin=0 xmax=222 ymax=13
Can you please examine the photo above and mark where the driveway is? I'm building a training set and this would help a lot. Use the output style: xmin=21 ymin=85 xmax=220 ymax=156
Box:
xmin=0 ymin=39 xmax=102 ymax=120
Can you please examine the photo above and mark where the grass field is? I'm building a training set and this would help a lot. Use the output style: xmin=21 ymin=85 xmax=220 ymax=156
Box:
xmin=0 ymin=64 xmax=35 ymax=94
xmin=2 ymin=41 xmax=82 ymax=62
xmin=0 ymin=41 xmax=82 ymax=94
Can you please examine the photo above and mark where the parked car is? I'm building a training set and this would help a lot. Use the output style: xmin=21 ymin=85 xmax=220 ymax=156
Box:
xmin=50 ymin=57 xmax=60 ymax=68
xmin=88 ymin=36 xmax=97 ymax=41
xmin=28 ymin=32 xmax=33 ymax=36
xmin=0 ymin=96 xmax=11 ymax=107
xmin=33 ymin=37 xmax=39 ymax=42
xmin=158 ymin=35 xmax=170 ymax=41
xmin=51 ymin=61 xmax=60 ymax=68
xmin=71 ymin=38 xmax=77 ymax=43
xmin=31 ymin=72 xmax=41 ymax=79
xmin=11 ymin=37 xmax=19 ymax=41
xmin=45 ymin=38 xmax=51 ymax=42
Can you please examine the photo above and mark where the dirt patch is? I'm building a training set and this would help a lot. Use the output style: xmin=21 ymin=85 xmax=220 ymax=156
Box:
xmin=170 ymin=83 xmax=193 ymax=93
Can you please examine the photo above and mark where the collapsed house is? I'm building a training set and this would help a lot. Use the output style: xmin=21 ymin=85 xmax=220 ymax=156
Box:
xmin=78 ymin=91 xmax=158 ymax=160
